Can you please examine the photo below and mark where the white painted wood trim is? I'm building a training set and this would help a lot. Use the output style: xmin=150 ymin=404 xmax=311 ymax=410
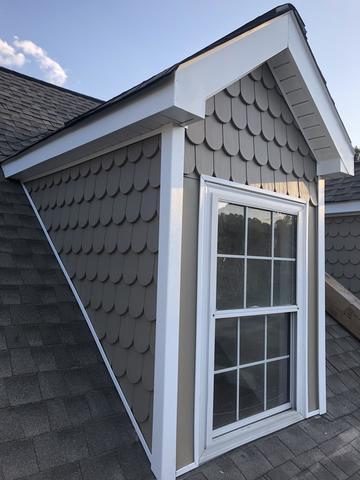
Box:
xmin=176 ymin=462 xmax=198 ymax=477
xmin=22 ymin=183 xmax=152 ymax=460
xmin=151 ymin=125 xmax=185 ymax=480
xmin=317 ymin=178 xmax=327 ymax=414
xmin=326 ymin=200 xmax=360 ymax=215
xmin=194 ymin=177 xmax=309 ymax=465
xmin=22 ymin=128 xmax=165 ymax=183
xmin=4 ymin=11 xmax=352 ymax=181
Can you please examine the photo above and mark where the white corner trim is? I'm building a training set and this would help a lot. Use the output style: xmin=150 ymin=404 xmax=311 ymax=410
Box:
xmin=22 ymin=183 xmax=152 ymax=460
xmin=151 ymin=125 xmax=185 ymax=480
xmin=317 ymin=178 xmax=327 ymax=414
xmin=326 ymin=200 xmax=360 ymax=215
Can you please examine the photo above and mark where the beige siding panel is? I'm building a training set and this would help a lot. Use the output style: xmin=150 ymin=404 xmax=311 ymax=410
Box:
xmin=178 ymin=63 xmax=319 ymax=468
xmin=176 ymin=177 xmax=199 ymax=470
xmin=27 ymin=135 xmax=161 ymax=450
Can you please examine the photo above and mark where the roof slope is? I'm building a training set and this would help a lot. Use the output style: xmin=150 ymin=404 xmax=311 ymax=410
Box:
xmin=0 ymin=67 xmax=101 ymax=162
xmin=326 ymin=156 xmax=360 ymax=203
xmin=182 ymin=314 xmax=360 ymax=480
xmin=0 ymin=171 xmax=153 ymax=480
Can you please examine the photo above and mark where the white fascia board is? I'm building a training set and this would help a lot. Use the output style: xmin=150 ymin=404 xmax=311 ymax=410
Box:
xmin=2 ymin=79 xmax=196 ymax=179
xmin=174 ymin=14 xmax=289 ymax=116
xmin=287 ymin=14 xmax=354 ymax=176
xmin=326 ymin=200 xmax=360 ymax=215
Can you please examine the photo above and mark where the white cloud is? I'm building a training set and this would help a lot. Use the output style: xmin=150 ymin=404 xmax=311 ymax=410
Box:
xmin=13 ymin=38 xmax=67 ymax=86
xmin=0 ymin=36 xmax=67 ymax=86
xmin=0 ymin=38 xmax=25 ymax=67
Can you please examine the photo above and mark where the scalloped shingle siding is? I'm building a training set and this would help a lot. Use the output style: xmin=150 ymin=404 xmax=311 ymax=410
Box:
xmin=27 ymin=134 xmax=160 ymax=448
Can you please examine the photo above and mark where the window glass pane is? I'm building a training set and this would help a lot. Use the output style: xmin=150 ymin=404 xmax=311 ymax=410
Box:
xmin=274 ymin=213 xmax=296 ymax=258
xmin=247 ymin=208 xmax=272 ymax=257
xmin=218 ymin=203 xmax=245 ymax=255
xmin=216 ymin=258 xmax=244 ymax=310
xmin=239 ymin=364 xmax=264 ymax=419
xmin=213 ymin=371 xmax=237 ymax=429
xmin=273 ymin=261 xmax=296 ymax=306
xmin=267 ymin=359 xmax=290 ymax=409
xmin=215 ymin=318 xmax=237 ymax=370
xmin=240 ymin=316 xmax=265 ymax=365
xmin=267 ymin=314 xmax=290 ymax=359
xmin=246 ymin=259 xmax=271 ymax=307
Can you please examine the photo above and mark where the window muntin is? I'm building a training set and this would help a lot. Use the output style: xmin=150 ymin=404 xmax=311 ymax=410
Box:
xmin=216 ymin=203 xmax=297 ymax=311
xmin=213 ymin=314 xmax=291 ymax=430
xmin=212 ymin=201 xmax=296 ymax=434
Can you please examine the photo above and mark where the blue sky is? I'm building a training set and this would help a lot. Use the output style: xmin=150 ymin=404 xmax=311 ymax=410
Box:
xmin=1 ymin=0 xmax=359 ymax=145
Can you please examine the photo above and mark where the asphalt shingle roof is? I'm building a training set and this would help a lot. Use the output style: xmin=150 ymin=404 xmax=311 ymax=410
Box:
xmin=0 ymin=67 xmax=101 ymax=162
xmin=0 ymin=170 xmax=153 ymax=480
xmin=326 ymin=157 xmax=360 ymax=204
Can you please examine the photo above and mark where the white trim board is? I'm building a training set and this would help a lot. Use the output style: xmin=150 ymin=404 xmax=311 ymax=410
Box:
xmin=317 ymin=179 xmax=326 ymax=414
xmin=22 ymin=183 xmax=152 ymax=461
xmin=326 ymin=200 xmax=360 ymax=215
xmin=3 ymin=9 xmax=353 ymax=180
xmin=151 ymin=125 xmax=185 ymax=480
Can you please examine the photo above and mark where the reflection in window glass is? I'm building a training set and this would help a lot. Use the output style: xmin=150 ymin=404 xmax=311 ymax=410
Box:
xmin=246 ymin=259 xmax=271 ymax=307
xmin=273 ymin=261 xmax=296 ymax=306
xmin=216 ymin=258 xmax=244 ymax=310
xmin=239 ymin=365 xmax=264 ymax=419
xmin=215 ymin=318 xmax=237 ymax=370
xmin=247 ymin=208 xmax=272 ymax=257
xmin=267 ymin=359 xmax=290 ymax=409
xmin=240 ymin=316 xmax=265 ymax=365
xmin=218 ymin=203 xmax=245 ymax=255
xmin=274 ymin=213 xmax=296 ymax=258
xmin=267 ymin=314 xmax=290 ymax=359
xmin=213 ymin=371 xmax=237 ymax=429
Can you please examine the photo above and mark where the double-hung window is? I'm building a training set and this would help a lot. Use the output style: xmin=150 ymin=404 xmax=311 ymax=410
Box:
xmin=196 ymin=176 xmax=308 ymax=461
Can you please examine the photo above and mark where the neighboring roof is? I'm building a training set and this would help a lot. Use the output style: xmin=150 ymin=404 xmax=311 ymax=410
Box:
xmin=326 ymin=155 xmax=360 ymax=203
xmin=0 ymin=169 xmax=154 ymax=480
xmin=184 ymin=314 xmax=360 ymax=480
xmin=0 ymin=66 xmax=102 ymax=162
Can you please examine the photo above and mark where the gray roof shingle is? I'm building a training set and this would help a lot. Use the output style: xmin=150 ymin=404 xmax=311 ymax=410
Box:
xmin=0 ymin=67 xmax=101 ymax=162
xmin=326 ymin=157 xmax=360 ymax=204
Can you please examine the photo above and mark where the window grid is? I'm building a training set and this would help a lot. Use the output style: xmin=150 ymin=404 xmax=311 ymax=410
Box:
xmin=216 ymin=206 xmax=296 ymax=312
xmin=213 ymin=314 xmax=290 ymax=426
xmin=214 ymin=202 xmax=296 ymax=432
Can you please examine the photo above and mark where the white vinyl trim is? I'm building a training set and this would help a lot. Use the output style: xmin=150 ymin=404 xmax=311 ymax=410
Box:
xmin=326 ymin=200 xmax=360 ymax=216
xmin=4 ymin=10 xmax=352 ymax=181
xmin=195 ymin=176 xmax=309 ymax=464
xmin=22 ymin=183 xmax=152 ymax=460
xmin=151 ymin=125 xmax=185 ymax=480
xmin=317 ymin=179 xmax=327 ymax=414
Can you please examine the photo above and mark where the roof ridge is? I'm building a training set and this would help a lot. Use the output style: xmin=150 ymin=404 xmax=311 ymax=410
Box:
xmin=0 ymin=65 xmax=104 ymax=104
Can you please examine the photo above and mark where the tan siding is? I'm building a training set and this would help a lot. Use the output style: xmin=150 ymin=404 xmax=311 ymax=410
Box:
xmin=26 ymin=135 xmax=160 ymax=449
xmin=177 ymin=62 xmax=319 ymax=468
xmin=326 ymin=215 xmax=360 ymax=296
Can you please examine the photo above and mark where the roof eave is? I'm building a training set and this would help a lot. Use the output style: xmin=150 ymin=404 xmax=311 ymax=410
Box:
xmin=3 ymin=8 xmax=354 ymax=181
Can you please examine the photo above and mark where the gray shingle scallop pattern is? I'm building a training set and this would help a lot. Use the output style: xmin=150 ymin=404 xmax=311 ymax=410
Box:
xmin=27 ymin=134 xmax=160 ymax=449
xmin=326 ymin=215 xmax=360 ymax=297
xmin=185 ymin=62 xmax=318 ymax=203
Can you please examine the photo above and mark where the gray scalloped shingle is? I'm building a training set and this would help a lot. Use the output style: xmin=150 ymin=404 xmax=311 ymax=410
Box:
xmin=27 ymin=136 xmax=160 ymax=447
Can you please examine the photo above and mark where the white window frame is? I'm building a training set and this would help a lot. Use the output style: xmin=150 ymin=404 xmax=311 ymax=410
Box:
xmin=194 ymin=175 xmax=309 ymax=464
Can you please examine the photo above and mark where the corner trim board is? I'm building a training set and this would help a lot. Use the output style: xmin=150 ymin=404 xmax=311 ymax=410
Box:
xmin=151 ymin=125 xmax=185 ymax=480
xmin=22 ymin=183 xmax=152 ymax=461
xmin=317 ymin=178 xmax=327 ymax=414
